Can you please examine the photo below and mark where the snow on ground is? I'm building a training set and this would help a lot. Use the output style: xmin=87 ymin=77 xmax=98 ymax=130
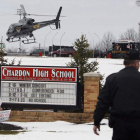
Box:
xmin=1 ymin=57 xmax=125 ymax=139
xmin=1 ymin=119 xmax=112 ymax=140
xmin=5 ymin=56 xmax=125 ymax=81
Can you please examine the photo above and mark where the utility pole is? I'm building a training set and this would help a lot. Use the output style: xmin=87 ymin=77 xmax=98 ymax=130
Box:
xmin=94 ymin=33 xmax=101 ymax=58
xmin=139 ymin=22 xmax=140 ymax=42
xmin=52 ymin=32 xmax=58 ymax=57
xmin=60 ymin=32 xmax=65 ymax=57
xmin=44 ymin=31 xmax=51 ymax=56
xmin=1 ymin=36 xmax=3 ymax=48
xmin=39 ymin=43 xmax=41 ymax=49
xmin=88 ymin=32 xmax=94 ymax=57
xmin=17 ymin=9 xmax=22 ymax=54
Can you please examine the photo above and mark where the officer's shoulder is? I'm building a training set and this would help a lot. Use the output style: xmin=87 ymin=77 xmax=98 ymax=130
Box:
xmin=107 ymin=73 xmax=117 ymax=78
xmin=106 ymin=73 xmax=117 ymax=81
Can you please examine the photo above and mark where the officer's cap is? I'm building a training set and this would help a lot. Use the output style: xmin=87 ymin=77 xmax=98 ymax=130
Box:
xmin=124 ymin=49 xmax=139 ymax=60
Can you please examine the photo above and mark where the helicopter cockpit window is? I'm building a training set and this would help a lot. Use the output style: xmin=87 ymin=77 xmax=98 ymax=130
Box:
xmin=8 ymin=25 xmax=14 ymax=33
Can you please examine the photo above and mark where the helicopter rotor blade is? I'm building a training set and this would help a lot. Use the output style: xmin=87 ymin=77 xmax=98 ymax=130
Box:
xmin=0 ymin=14 xmax=14 ymax=16
xmin=20 ymin=4 xmax=27 ymax=17
xmin=13 ymin=5 xmax=66 ymax=18
xmin=27 ymin=14 xmax=66 ymax=17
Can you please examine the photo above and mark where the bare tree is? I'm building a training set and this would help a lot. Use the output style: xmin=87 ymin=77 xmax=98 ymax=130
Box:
xmin=101 ymin=32 xmax=116 ymax=51
xmin=119 ymin=28 xmax=138 ymax=41
xmin=7 ymin=48 xmax=27 ymax=53
xmin=7 ymin=48 xmax=18 ymax=53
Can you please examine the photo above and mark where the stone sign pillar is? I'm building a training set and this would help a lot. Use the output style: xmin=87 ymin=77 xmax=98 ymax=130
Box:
xmin=84 ymin=72 xmax=101 ymax=113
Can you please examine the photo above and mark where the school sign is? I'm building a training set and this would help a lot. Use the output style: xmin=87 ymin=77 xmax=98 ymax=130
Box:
xmin=0 ymin=66 xmax=81 ymax=110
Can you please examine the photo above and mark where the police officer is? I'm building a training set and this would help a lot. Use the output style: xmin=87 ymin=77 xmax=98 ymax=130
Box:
xmin=93 ymin=50 xmax=140 ymax=140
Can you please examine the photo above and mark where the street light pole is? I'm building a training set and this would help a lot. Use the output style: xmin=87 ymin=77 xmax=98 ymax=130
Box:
xmin=44 ymin=31 xmax=51 ymax=56
xmin=60 ymin=32 xmax=65 ymax=57
xmin=52 ymin=32 xmax=58 ymax=57
xmin=94 ymin=33 xmax=101 ymax=57
xmin=1 ymin=36 xmax=3 ymax=50
xmin=88 ymin=32 xmax=94 ymax=57
xmin=17 ymin=9 xmax=22 ymax=54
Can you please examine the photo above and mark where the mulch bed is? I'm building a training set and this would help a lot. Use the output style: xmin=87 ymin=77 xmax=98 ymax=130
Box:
xmin=0 ymin=123 xmax=23 ymax=130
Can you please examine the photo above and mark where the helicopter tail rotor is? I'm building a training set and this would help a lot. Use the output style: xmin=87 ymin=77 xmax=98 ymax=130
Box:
xmin=55 ymin=7 xmax=62 ymax=29
xmin=20 ymin=4 xmax=27 ymax=17
xmin=56 ymin=7 xmax=62 ymax=21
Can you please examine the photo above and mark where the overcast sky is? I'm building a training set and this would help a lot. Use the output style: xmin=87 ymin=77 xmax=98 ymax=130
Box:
xmin=0 ymin=0 xmax=140 ymax=51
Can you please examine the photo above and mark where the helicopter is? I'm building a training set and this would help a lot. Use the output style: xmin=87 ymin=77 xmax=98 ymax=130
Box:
xmin=6 ymin=5 xmax=63 ymax=44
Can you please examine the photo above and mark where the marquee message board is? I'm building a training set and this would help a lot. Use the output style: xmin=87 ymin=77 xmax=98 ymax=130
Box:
xmin=0 ymin=66 xmax=80 ymax=110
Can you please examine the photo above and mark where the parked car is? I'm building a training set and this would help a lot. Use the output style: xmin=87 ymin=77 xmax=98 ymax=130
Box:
xmin=49 ymin=47 xmax=75 ymax=57
xmin=30 ymin=49 xmax=48 ymax=56
xmin=94 ymin=50 xmax=103 ymax=58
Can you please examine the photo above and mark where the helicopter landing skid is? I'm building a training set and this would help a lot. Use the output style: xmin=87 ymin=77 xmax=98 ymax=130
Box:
xmin=22 ymin=37 xmax=36 ymax=44
xmin=6 ymin=37 xmax=20 ymax=43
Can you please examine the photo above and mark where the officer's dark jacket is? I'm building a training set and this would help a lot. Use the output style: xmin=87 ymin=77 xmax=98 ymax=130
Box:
xmin=94 ymin=66 xmax=140 ymax=126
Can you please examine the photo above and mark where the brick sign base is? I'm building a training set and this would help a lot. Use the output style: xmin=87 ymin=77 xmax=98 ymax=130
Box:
xmin=9 ymin=111 xmax=93 ymax=123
